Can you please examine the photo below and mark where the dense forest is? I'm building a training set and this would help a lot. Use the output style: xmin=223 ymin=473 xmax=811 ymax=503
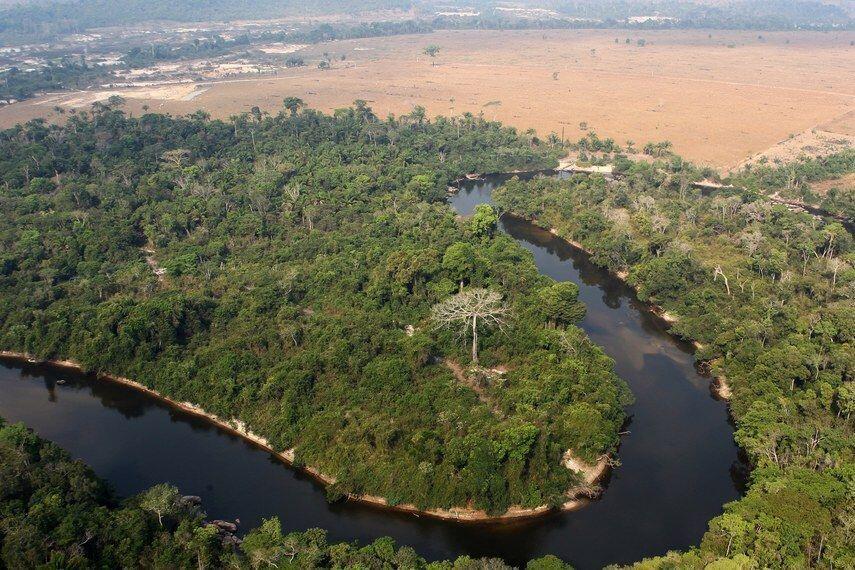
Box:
xmin=0 ymin=417 xmax=576 ymax=568
xmin=0 ymin=102 xmax=632 ymax=515
xmin=491 ymin=148 xmax=854 ymax=568
xmin=0 ymin=62 xmax=851 ymax=568
xmin=1 ymin=0 xmax=850 ymax=43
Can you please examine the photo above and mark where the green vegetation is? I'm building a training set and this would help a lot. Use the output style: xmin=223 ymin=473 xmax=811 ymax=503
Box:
xmin=122 ymin=35 xmax=252 ymax=68
xmin=119 ymin=21 xmax=435 ymax=68
xmin=0 ymin=1 xmax=416 ymax=42
xmin=1 ymin=0 xmax=850 ymax=44
xmin=730 ymin=151 xmax=855 ymax=221
xmin=0 ymin=102 xmax=630 ymax=515
xmin=0 ymin=417 xmax=576 ymax=568
xmin=424 ymin=44 xmax=442 ymax=65
xmin=492 ymin=150 xmax=854 ymax=568
xmin=0 ymin=61 xmax=112 ymax=103
xmin=0 ymin=21 xmax=435 ymax=104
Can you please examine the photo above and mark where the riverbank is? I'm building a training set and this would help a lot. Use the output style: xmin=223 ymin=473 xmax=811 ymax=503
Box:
xmin=0 ymin=349 xmax=609 ymax=523
xmin=448 ymin=172 xmax=733 ymax=402
xmin=448 ymin=166 xmax=561 ymax=191
xmin=502 ymin=213 xmax=733 ymax=403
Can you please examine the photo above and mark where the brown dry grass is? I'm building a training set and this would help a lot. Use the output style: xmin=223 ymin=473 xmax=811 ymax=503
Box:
xmin=732 ymin=129 xmax=855 ymax=172
xmin=1 ymin=29 xmax=852 ymax=168
xmin=811 ymin=172 xmax=855 ymax=196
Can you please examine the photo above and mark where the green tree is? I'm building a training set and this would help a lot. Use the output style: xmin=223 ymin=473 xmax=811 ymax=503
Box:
xmin=140 ymin=483 xmax=180 ymax=527
xmin=713 ymin=513 xmax=751 ymax=556
xmin=527 ymin=554 xmax=575 ymax=569
xmin=424 ymin=44 xmax=441 ymax=65
xmin=537 ymin=282 xmax=586 ymax=327
xmin=282 ymin=96 xmax=305 ymax=117
xmin=471 ymin=204 xmax=499 ymax=238
xmin=443 ymin=242 xmax=477 ymax=291
xmin=242 ymin=517 xmax=288 ymax=569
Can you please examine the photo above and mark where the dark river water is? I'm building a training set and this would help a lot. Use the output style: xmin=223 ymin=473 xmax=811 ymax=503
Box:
xmin=0 ymin=175 xmax=744 ymax=569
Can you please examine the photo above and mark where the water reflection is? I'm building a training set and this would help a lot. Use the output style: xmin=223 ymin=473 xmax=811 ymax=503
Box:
xmin=0 ymin=175 xmax=744 ymax=569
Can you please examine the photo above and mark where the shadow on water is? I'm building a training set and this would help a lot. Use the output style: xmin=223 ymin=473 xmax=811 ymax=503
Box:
xmin=0 ymin=175 xmax=744 ymax=569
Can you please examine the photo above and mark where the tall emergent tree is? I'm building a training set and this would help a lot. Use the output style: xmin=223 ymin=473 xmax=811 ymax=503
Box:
xmin=432 ymin=288 xmax=508 ymax=363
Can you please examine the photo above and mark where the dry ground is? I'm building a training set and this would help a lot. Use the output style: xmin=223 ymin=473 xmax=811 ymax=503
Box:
xmin=811 ymin=172 xmax=855 ymax=196
xmin=1 ymin=29 xmax=853 ymax=169
xmin=733 ymin=126 xmax=855 ymax=172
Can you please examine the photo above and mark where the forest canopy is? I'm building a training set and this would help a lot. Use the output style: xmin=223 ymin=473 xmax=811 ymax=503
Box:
xmin=492 ymin=149 xmax=854 ymax=568
xmin=0 ymin=101 xmax=630 ymax=515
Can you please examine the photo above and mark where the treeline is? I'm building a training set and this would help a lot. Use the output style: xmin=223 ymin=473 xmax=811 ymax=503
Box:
xmin=0 ymin=417 xmax=574 ymax=569
xmin=0 ymin=0 xmax=415 ymax=42
xmin=730 ymin=150 xmax=855 ymax=221
xmin=0 ymin=60 xmax=112 ymax=103
xmin=120 ymin=21 xmax=435 ymax=68
xmin=492 ymin=150 xmax=854 ymax=568
xmin=546 ymin=0 xmax=852 ymax=29
xmin=1 ymin=0 xmax=851 ymax=43
xmin=122 ymin=35 xmax=252 ymax=68
xmin=0 ymin=102 xmax=630 ymax=515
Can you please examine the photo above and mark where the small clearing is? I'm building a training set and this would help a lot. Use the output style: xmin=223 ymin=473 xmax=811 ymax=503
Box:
xmin=562 ymin=451 xmax=606 ymax=487
xmin=141 ymin=245 xmax=166 ymax=281
xmin=443 ymin=359 xmax=505 ymax=418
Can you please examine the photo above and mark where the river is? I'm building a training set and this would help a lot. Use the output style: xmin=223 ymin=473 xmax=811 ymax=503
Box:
xmin=0 ymin=174 xmax=744 ymax=569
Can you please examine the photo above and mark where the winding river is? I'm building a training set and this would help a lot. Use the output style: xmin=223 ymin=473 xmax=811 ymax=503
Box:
xmin=0 ymin=175 xmax=744 ymax=569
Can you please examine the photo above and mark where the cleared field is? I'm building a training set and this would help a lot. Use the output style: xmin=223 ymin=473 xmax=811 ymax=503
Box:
xmin=1 ymin=29 xmax=853 ymax=168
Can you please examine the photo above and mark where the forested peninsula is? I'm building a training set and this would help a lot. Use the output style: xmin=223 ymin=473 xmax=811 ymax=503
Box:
xmin=0 ymin=417 xmax=573 ymax=569
xmin=0 ymin=102 xmax=631 ymax=517
xmin=492 ymin=148 xmax=854 ymax=568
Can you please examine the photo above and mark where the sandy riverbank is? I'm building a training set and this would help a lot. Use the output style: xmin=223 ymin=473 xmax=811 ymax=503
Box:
xmin=0 ymin=349 xmax=609 ymax=523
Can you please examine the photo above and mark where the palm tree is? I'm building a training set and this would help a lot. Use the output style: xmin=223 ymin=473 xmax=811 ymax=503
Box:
xmin=353 ymin=99 xmax=377 ymax=123
xmin=409 ymin=105 xmax=426 ymax=126
xmin=282 ymin=96 xmax=305 ymax=117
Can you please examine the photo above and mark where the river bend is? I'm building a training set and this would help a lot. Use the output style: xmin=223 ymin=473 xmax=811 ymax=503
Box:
xmin=0 ymin=175 xmax=743 ymax=568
